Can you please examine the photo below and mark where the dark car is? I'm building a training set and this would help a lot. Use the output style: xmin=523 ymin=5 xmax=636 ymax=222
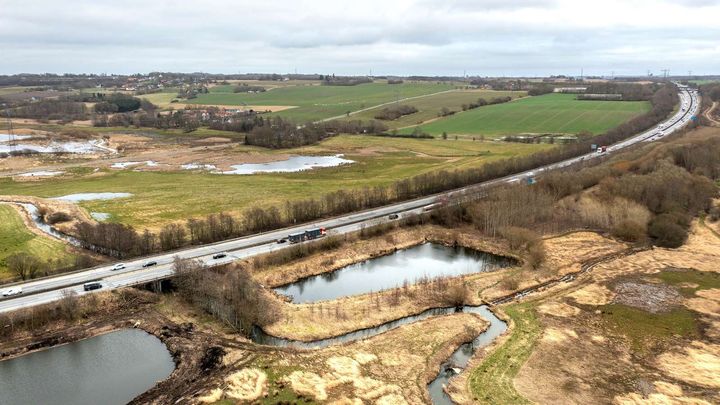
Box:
xmin=276 ymin=238 xmax=287 ymax=244
xmin=83 ymin=282 xmax=102 ymax=291
xmin=212 ymin=252 xmax=227 ymax=259
xmin=388 ymin=214 xmax=399 ymax=220
xmin=142 ymin=260 xmax=158 ymax=268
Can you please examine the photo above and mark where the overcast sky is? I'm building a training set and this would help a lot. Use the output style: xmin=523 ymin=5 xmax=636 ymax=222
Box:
xmin=1 ymin=0 xmax=719 ymax=76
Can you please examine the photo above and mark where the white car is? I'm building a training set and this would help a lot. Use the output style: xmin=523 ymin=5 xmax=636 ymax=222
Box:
xmin=111 ymin=263 xmax=126 ymax=271
xmin=2 ymin=287 xmax=23 ymax=297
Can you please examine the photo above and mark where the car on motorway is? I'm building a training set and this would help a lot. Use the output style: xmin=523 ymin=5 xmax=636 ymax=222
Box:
xmin=1 ymin=287 xmax=22 ymax=297
xmin=276 ymin=238 xmax=287 ymax=244
xmin=83 ymin=282 xmax=102 ymax=291
xmin=142 ymin=260 xmax=158 ymax=267
xmin=111 ymin=263 xmax=126 ymax=271
xmin=212 ymin=252 xmax=227 ymax=259
xmin=388 ymin=214 xmax=399 ymax=220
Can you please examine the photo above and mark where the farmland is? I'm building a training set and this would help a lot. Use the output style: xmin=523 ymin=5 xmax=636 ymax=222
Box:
xmin=0 ymin=135 xmax=551 ymax=229
xmin=417 ymin=93 xmax=651 ymax=137
xmin=0 ymin=204 xmax=76 ymax=280
xmin=174 ymin=81 xmax=456 ymax=122
xmin=339 ymin=89 xmax=526 ymax=129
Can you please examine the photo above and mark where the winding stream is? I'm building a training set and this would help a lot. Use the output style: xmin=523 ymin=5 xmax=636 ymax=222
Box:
xmin=252 ymin=305 xmax=507 ymax=404
xmin=13 ymin=202 xmax=83 ymax=247
xmin=263 ymin=243 xmax=514 ymax=404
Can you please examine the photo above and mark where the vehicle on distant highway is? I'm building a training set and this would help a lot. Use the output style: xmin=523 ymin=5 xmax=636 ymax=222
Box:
xmin=111 ymin=263 xmax=126 ymax=271
xmin=83 ymin=282 xmax=102 ymax=291
xmin=142 ymin=260 xmax=157 ymax=268
xmin=212 ymin=252 xmax=227 ymax=259
xmin=288 ymin=227 xmax=326 ymax=244
xmin=1 ymin=287 xmax=22 ymax=297
xmin=388 ymin=214 xmax=399 ymax=220
xmin=276 ymin=238 xmax=287 ymax=244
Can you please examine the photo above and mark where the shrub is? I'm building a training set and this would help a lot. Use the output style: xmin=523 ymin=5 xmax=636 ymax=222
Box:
xmin=611 ymin=219 xmax=646 ymax=242
xmin=648 ymin=213 xmax=688 ymax=248
xmin=46 ymin=211 xmax=72 ymax=224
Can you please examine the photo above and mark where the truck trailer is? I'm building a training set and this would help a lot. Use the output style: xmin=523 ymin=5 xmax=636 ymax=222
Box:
xmin=288 ymin=227 xmax=326 ymax=244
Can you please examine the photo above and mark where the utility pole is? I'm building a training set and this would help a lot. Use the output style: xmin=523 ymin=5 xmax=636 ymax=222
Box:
xmin=661 ymin=69 xmax=670 ymax=79
xmin=3 ymin=105 xmax=15 ymax=149
xmin=580 ymin=68 xmax=584 ymax=82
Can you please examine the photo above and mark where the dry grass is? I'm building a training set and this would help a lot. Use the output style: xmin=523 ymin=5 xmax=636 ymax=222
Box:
xmin=506 ymin=222 xmax=720 ymax=405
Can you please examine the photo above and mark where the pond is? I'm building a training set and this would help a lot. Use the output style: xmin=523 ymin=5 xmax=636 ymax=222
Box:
xmin=17 ymin=170 xmax=64 ymax=177
xmin=52 ymin=192 xmax=133 ymax=202
xmin=0 ymin=329 xmax=175 ymax=405
xmin=220 ymin=154 xmax=353 ymax=175
xmin=0 ymin=140 xmax=105 ymax=154
xmin=0 ymin=134 xmax=30 ymax=142
xmin=274 ymin=243 xmax=515 ymax=303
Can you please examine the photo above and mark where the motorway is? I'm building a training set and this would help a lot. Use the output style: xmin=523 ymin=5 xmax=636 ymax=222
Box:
xmin=0 ymin=85 xmax=699 ymax=314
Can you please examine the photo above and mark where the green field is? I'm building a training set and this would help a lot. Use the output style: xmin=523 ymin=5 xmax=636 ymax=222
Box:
xmin=174 ymin=82 xmax=456 ymax=122
xmin=339 ymin=89 xmax=526 ymax=129
xmin=468 ymin=303 xmax=540 ymax=404
xmin=0 ymin=205 xmax=76 ymax=280
xmin=0 ymin=136 xmax=551 ymax=229
xmin=417 ymin=93 xmax=651 ymax=137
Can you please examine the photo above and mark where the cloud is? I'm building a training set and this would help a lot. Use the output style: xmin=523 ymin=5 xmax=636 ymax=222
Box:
xmin=0 ymin=0 xmax=717 ymax=75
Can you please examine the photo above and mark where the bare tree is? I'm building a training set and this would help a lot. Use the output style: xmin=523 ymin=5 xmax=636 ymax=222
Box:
xmin=7 ymin=253 xmax=41 ymax=280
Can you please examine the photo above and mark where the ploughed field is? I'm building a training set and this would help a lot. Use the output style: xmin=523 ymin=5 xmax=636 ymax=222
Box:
xmin=418 ymin=93 xmax=651 ymax=137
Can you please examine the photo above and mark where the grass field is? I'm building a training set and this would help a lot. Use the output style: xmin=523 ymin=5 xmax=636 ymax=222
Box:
xmin=175 ymin=82 xmax=456 ymax=122
xmin=0 ymin=136 xmax=551 ymax=229
xmin=0 ymin=205 xmax=76 ymax=280
xmin=417 ymin=93 xmax=651 ymax=137
xmin=467 ymin=303 xmax=540 ymax=404
xmin=339 ymin=89 xmax=526 ymax=129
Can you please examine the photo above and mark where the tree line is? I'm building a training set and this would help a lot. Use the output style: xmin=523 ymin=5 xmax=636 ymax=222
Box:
xmin=461 ymin=96 xmax=512 ymax=111
xmin=374 ymin=104 xmax=418 ymax=120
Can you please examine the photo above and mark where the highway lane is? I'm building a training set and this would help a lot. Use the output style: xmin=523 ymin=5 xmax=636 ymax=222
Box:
xmin=0 ymin=85 xmax=698 ymax=314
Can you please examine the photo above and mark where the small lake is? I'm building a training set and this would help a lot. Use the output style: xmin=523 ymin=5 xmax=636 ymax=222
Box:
xmin=0 ymin=141 xmax=103 ymax=154
xmin=0 ymin=134 xmax=30 ymax=142
xmin=221 ymin=155 xmax=353 ymax=175
xmin=274 ymin=243 xmax=515 ymax=303
xmin=52 ymin=192 xmax=133 ymax=202
xmin=0 ymin=329 xmax=175 ymax=405
xmin=17 ymin=170 xmax=64 ymax=177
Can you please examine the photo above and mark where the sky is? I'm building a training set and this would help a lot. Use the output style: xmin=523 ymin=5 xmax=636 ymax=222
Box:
xmin=1 ymin=0 xmax=719 ymax=77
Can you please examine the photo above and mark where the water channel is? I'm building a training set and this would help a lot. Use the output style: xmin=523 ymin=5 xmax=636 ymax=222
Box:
xmin=267 ymin=242 xmax=514 ymax=404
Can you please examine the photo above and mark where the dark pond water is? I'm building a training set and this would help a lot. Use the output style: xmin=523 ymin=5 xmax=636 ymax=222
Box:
xmin=0 ymin=328 xmax=175 ymax=405
xmin=274 ymin=243 xmax=515 ymax=303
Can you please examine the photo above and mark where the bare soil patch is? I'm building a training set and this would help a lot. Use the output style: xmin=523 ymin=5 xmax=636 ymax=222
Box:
xmin=612 ymin=281 xmax=683 ymax=313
